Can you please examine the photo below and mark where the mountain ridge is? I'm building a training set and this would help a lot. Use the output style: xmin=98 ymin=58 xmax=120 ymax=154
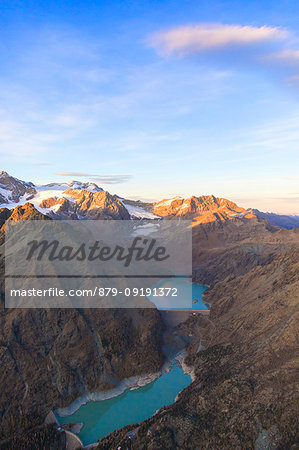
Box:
xmin=0 ymin=171 xmax=260 ymax=224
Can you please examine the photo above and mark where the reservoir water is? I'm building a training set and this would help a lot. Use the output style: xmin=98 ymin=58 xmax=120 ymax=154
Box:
xmin=148 ymin=279 xmax=209 ymax=310
xmin=57 ymin=363 xmax=191 ymax=446
xmin=56 ymin=283 xmax=208 ymax=445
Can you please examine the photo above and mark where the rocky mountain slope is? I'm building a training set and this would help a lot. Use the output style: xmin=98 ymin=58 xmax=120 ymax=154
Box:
xmin=97 ymin=218 xmax=299 ymax=449
xmin=0 ymin=203 xmax=50 ymax=232
xmin=0 ymin=203 xmax=165 ymax=443
xmin=0 ymin=171 xmax=298 ymax=448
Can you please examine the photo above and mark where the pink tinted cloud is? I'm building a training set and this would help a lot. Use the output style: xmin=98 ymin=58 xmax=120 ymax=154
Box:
xmin=148 ymin=24 xmax=288 ymax=56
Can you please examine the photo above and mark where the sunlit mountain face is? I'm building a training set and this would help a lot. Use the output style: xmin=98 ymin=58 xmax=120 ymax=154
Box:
xmin=0 ymin=171 xmax=256 ymax=223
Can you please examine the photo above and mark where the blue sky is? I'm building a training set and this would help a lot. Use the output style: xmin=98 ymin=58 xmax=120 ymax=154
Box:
xmin=0 ymin=0 xmax=299 ymax=213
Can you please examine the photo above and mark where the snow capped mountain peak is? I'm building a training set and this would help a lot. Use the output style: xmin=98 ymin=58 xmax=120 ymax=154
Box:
xmin=0 ymin=172 xmax=104 ymax=213
xmin=40 ymin=180 xmax=103 ymax=192
xmin=0 ymin=171 xmax=36 ymax=205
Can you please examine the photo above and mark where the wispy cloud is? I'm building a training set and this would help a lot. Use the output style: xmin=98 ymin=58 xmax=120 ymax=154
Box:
xmin=147 ymin=23 xmax=299 ymax=88
xmin=148 ymin=24 xmax=288 ymax=56
xmin=55 ymin=172 xmax=132 ymax=184
xmin=92 ymin=175 xmax=132 ymax=184
xmin=263 ymin=49 xmax=299 ymax=65
xmin=56 ymin=172 xmax=96 ymax=176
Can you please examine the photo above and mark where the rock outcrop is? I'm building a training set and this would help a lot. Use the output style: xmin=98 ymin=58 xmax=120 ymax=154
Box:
xmin=40 ymin=189 xmax=131 ymax=219
xmin=153 ymin=195 xmax=256 ymax=221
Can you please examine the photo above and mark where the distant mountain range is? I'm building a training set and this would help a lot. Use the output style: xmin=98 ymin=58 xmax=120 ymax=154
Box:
xmin=2 ymin=170 xmax=298 ymax=229
xmin=251 ymin=208 xmax=299 ymax=230
xmin=0 ymin=170 xmax=298 ymax=448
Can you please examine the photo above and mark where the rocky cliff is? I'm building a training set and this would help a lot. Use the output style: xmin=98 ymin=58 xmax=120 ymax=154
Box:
xmin=40 ymin=189 xmax=130 ymax=219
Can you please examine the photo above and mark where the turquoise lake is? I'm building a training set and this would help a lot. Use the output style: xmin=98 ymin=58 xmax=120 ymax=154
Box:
xmin=191 ymin=282 xmax=209 ymax=309
xmin=148 ymin=279 xmax=209 ymax=310
xmin=56 ymin=283 xmax=208 ymax=445
xmin=57 ymin=364 xmax=191 ymax=445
